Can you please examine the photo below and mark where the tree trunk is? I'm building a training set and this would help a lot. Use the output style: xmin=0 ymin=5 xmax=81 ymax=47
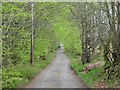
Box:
xmin=30 ymin=2 xmax=34 ymax=66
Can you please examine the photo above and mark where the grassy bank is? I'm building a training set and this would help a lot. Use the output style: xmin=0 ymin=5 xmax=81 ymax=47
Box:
xmin=66 ymin=52 xmax=104 ymax=88
xmin=0 ymin=69 xmax=1 ymax=89
xmin=2 ymin=51 xmax=56 ymax=88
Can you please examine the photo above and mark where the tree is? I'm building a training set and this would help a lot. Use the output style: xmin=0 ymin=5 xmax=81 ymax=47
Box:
xmin=30 ymin=2 xmax=34 ymax=66
xmin=70 ymin=2 xmax=120 ymax=84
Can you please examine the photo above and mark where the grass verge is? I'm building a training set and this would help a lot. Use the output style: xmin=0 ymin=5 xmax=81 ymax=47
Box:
xmin=2 ymin=51 xmax=56 ymax=88
xmin=66 ymin=52 xmax=104 ymax=88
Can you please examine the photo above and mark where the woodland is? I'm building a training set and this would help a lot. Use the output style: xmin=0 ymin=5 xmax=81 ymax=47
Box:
xmin=1 ymin=2 xmax=120 ymax=88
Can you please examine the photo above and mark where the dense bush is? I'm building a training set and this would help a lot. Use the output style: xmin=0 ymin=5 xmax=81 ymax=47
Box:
xmin=2 ymin=69 xmax=23 ymax=88
xmin=2 ymin=52 xmax=55 ymax=88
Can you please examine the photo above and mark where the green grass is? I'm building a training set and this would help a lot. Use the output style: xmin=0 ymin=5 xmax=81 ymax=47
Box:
xmin=78 ymin=66 xmax=104 ymax=87
xmin=67 ymin=52 xmax=120 ymax=88
xmin=0 ymin=69 xmax=2 ymax=89
xmin=2 ymin=51 xmax=56 ymax=88
xmin=66 ymin=52 xmax=104 ymax=88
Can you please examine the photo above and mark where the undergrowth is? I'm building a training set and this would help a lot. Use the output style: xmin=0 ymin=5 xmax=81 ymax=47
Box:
xmin=2 ymin=52 xmax=55 ymax=88
xmin=66 ymin=52 xmax=104 ymax=88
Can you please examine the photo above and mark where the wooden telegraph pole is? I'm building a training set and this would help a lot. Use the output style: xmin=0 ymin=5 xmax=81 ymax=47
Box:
xmin=30 ymin=2 xmax=34 ymax=66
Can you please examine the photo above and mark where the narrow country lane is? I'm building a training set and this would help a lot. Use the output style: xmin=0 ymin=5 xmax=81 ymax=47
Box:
xmin=26 ymin=50 xmax=87 ymax=88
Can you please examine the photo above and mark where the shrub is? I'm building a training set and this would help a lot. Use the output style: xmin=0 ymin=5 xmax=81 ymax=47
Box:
xmin=17 ymin=66 xmax=40 ymax=80
xmin=2 ymin=69 xmax=23 ymax=88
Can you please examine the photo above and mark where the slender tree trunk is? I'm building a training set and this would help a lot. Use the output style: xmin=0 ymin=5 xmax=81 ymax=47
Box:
xmin=30 ymin=2 xmax=34 ymax=66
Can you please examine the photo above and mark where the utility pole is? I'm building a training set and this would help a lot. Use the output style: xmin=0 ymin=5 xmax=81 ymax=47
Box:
xmin=0 ymin=2 xmax=2 ymax=69
xmin=30 ymin=2 xmax=34 ymax=66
